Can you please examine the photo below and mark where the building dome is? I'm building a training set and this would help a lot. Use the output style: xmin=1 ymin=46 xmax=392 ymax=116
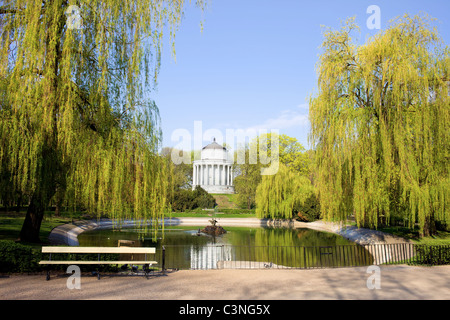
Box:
xmin=202 ymin=138 xmax=226 ymax=150
xmin=201 ymin=138 xmax=228 ymax=161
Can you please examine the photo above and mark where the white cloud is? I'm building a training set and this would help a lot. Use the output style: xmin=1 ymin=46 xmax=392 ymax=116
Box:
xmin=244 ymin=104 xmax=310 ymax=133
xmin=297 ymin=103 xmax=309 ymax=111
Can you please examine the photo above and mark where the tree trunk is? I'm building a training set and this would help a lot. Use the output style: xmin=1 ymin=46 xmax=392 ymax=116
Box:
xmin=18 ymin=142 xmax=58 ymax=243
xmin=421 ymin=215 xmax=437 ymax=238
xmin=19 ymin=194 xmax=47 ymax=243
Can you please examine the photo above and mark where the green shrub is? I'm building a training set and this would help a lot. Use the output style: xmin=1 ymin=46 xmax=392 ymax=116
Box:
xmin=0 ymin=240 xmax=121 ymax=273
xmin=0 ymin=240 xmax=41 ymax=273
xmin=172 ymin=186 xmax=216 ymax=212
xmin=193 ymin=186 xmax=216 ymax=208
xmin=293 ymin=193 xmax=321 ymax=222
xmin=412 ymin=245 xmax=450 ymax=265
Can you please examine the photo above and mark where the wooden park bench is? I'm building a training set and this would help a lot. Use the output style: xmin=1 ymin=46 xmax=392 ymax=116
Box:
xmin=39 ymin=246 xmax=157 ymax=280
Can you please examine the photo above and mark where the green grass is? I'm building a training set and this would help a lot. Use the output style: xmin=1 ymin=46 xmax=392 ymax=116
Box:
xmin=211 ymin=193 xmax=239 ymax=209
xmin=0 ymin=211 xmax=86 ymax=246
xmin=165 ymin=211 xmax=256 ymax=218
xmin=410 ymin=231 xmax=450 ymax=245
xmin=377 ymin=225 xmax=450 ymax=245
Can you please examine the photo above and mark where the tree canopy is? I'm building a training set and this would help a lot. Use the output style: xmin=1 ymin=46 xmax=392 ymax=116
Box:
xmin=235 ymin=133 xmax=314 ymax=214
xmin=255 ymin=163 xmax=315 ymax=220
xmin=0 ymin=0 xmax=205 ymax=242
xmin=309 ymin=14 xmax=449 ymax=236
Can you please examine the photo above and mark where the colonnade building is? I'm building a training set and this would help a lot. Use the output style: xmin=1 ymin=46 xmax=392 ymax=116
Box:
xmin=192 ymin=138 xmax=234 ymax=194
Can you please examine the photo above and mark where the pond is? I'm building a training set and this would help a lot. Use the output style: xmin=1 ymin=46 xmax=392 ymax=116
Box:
xmin=78 ymin=225 xmax=374 ymax=269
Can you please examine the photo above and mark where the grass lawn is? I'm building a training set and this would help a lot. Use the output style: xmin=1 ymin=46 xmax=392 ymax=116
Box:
xmin=0 ymin=211 xmax=85 ymax=246
xmin=212 ymin=193 xmax=239 ymax=209
xmin=377 ymin=225 xmax=450 ymax=245
xmin=165 ymin=210 xmax=256 ymax=219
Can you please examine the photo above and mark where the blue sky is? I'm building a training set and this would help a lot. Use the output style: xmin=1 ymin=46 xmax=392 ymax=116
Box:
xmin=151 ymin=0 xmax=450 ymax=151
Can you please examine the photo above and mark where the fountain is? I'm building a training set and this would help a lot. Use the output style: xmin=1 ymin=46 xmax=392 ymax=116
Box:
xmin=200 ymin=218 xmax=227 ymax=236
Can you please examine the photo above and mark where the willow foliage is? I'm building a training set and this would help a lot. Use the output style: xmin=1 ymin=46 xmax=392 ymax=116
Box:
xmin=0 ymin=0 xmax=205 ymax=241
xmin=255 ymin=164 xmax=314 ymax=220
xmin=309 ymin=15 xmax=449 ymax=236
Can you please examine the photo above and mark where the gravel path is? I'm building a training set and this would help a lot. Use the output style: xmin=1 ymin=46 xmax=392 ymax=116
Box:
xmin=1 ymin=265 xmax=449 ymax=300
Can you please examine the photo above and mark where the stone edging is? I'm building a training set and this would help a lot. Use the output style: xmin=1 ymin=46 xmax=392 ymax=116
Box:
xmin=48 ymin=217 xmax=410 ymax=246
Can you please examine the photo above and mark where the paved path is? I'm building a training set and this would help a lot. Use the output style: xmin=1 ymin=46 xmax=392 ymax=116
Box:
xmin=1 ymin=265 xmax=449 ymax=300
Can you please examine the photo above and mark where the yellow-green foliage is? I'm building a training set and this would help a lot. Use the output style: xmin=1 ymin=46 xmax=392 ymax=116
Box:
xmin=0 ymin=0 xmax=205 ymax=240
xmin=309 ymin=15 xmax=449 ymax=235
xmin=255 ymin=164 xmax=315 ymax=219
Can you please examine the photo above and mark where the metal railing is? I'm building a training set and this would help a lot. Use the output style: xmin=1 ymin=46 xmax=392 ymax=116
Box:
xmin=158 ymin=243 xmax=450 ymax=271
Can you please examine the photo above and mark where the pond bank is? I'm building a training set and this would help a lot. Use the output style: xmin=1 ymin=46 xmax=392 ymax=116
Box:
xmin=48 ymin=217 xmax=410 ymax=246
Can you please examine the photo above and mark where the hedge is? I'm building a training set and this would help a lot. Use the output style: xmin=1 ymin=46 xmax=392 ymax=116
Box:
xmin=0 ymin=240 xmax=41 ymax=273
xmin=0 ymin=240 xmax=120 ymax=273
xmin=412 ymin=245 xmax=450 ymax=265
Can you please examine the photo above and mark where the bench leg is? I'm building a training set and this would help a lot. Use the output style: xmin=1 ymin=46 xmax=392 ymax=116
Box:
xmin=92 ymin=266 xmax=100 ymax=280
xmin=46 ymin=269 xmax=50 ymax=281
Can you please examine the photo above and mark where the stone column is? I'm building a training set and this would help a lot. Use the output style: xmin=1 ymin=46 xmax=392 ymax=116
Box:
xmin=196 ymin=164 xmax=199 ymax=186
xmin=224 ymin=165 xmax=227 ymax=185
xmin=200 ymin=164 xmax=203 ymax=186
xmin=221 ymin=164 xmax=225 ymax=186
xmin=215 ymin=164 xmax=219 ymax=186
xmin=230 ymin=165 xmax=233 ymax=186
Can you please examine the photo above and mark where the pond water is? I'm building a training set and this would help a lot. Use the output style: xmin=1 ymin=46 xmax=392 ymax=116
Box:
xmin=78 ymin=226 xmax=374 ymax=269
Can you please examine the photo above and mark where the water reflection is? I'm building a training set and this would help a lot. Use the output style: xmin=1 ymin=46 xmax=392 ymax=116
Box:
xmin=78 ymin=226 xmax=373 ymax=269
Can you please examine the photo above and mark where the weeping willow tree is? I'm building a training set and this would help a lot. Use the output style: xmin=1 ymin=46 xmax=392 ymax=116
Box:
xmin=0 ymin=0 xmax=206 ymax=242
xmin=309 ymin=15 xmax=449 ymax=236
xmin=255 ymin=164 xmax=315 ymax=220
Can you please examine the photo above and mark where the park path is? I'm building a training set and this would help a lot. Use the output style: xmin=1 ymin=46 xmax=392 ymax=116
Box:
xmin=1 ymin=265 xmax=449 ymax=300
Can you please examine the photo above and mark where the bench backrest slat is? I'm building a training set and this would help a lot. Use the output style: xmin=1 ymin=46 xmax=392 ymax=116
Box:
xmin=41 ymin=247 xmax=156 ymax=254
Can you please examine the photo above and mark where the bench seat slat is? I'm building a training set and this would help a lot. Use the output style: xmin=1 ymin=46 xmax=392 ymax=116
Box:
xmin=39 ymin=261 xmax=158 ymax=265
xmin=41 ymin=246 xmax=155 ymax=254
